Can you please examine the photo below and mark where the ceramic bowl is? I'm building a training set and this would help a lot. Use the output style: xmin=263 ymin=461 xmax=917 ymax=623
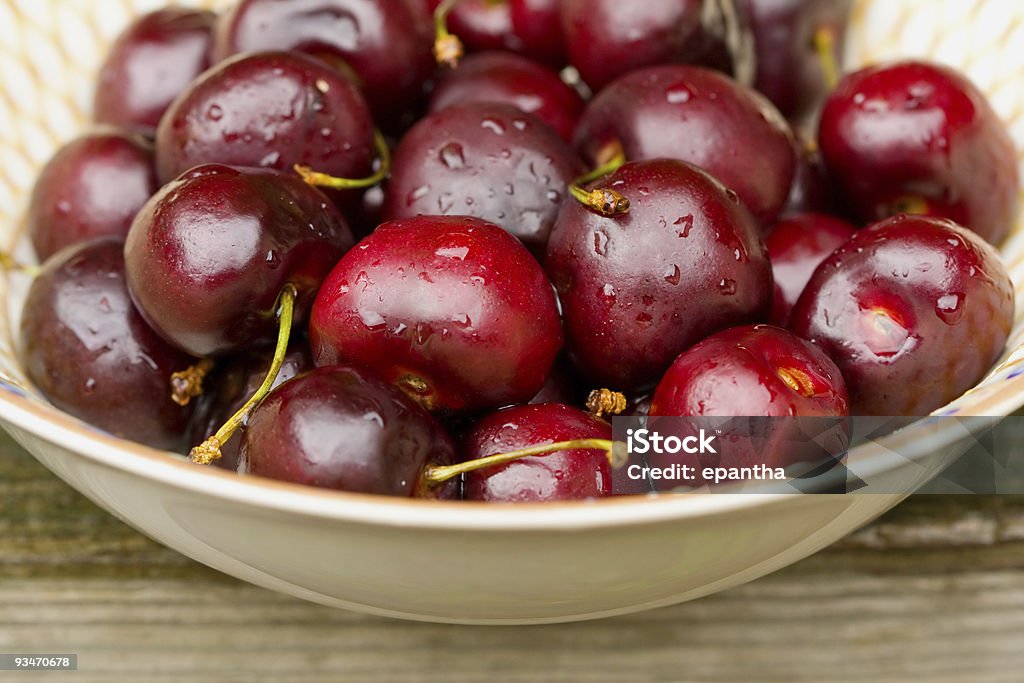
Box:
xmin=2 ymin=0 xmax=1024 ymax=624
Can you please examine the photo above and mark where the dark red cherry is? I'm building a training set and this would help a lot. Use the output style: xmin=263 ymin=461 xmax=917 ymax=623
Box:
xmin=428 ymin=52 xmax=584 ymax=142
xmin=648 ymin=324 xmax=850 ymax=486
xmin=560 ymin=0 xmax=755 ymax=92
xmin=125 ymin=164 xmax=354 ymax=357
xmin=461 ymin=403 xmax=612 ymax=502
xmin=426 ymin=0 xmax=565 ymax=66
xmin=651 ymin=325 xmax=849 ymax=417
xmin=21 ymin=239 xmax=197 ymax=450
xmin=574 ymin=65 xmax=797 ymax=226
xmin=738 ymin=0 xmax=852 ymax=122
xmin=765 ymin=212 xmax=856 ymax=326
xmin=27 ymin=128 xmax=157 ymax=261
xmin=546 ymin=159 xmax=773 ymax=392
xmin=240 ymin=366 xmax=459 ymax=498
xmin=94 ymin=8 xmax=216 ymax=136
xmin=213 ymin=0 xmax=434 ymax=125
xmin=818 ymin=60 xmax=1019 ymax=245
xmin=509 ymin=0 xmax=566 ymax=66
xmin=782 ymin=131 xmax=839 ymax=217
xmin=310 ymin=215 xmax=563 ymax=415
xmin=384 ymin=102 xmax=584 ymax=250
xmin=790 ymin=215 xmax=1015 ymax=416
xmin=155 ymin=51 xmax=375 ymax=187
xmin=188 ymin=342 xmax=313 ymax=471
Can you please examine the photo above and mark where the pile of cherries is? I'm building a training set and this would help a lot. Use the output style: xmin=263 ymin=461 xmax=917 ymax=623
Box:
xmin=18 ymin=0 xmax=1018 ymax=502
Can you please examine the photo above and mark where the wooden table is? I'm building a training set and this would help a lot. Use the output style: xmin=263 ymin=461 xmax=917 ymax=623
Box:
xmin=3 ymin=432 xmax=1024 ymax=683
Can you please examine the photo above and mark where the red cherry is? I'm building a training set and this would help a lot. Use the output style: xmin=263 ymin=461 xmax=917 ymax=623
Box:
xmin=765 ymin=212 xmax=856 ymax=326
xmin=546 ymin=158 xmax=773 ymax=391
xmin=782 ymin=131 xmax=840 ymax=217
xmin=560 ymin=0 xmax=754 ymax=91
xmin=651 ymin=325 xmax=849 ymax=418
xmin=21 ymin=239 xmax=197 ymax=451
xmin=509 ymin=0 xmax=566 ymax=66
xmin=125 ymin=165 xmax=354 ymax=357
xmin=738 ymin=0 xmax=852 ymax=122
xmin=648 ymin=324 xmax=850 ymax=488
xmin=310 ymin=216 xmax=563 ymax=415
xmin=574 ymin=65 xmax=797 ymax=226
xmin=428 ymin=51 xmax=584 ymax=142
xmin=240 ymin=366 xmax=459 ymax=499
xmin=818 ymin=60 xmax=1019 ymax=245
xmin=384 ymin=102 xmax=584 ymax=251
xmin=213 ymin=0 xmax=434 ymax=126
xmin=27 ymin=128 xmax=157 ymax=261
xmin=94 ymin=8 xmax=216 ymax=136
xmin=155 ymin=51 xmax=375 ymax=188
xmin=789 ymin=215 xmax=1015 ymax=416
xmin=425 ymin=0 xmax=566 ymax=66
xmin=460 ymin=403 xmax=613 ymax=502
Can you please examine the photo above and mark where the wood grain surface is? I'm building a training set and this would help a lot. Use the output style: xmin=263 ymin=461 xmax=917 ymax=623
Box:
xmin=3 ymin=433 xmax=1024 ymax=683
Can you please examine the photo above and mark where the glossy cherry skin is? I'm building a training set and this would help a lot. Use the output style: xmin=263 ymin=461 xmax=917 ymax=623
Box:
xmin=738 ymin=0 xmax=852 ymax=122
xmin=461 ymin=403 xmax=612 ymax=502
xmin=384 ymin=102 xmax=584 ymax=250
xmin=818 ymin=61 xmax=1019 ymax=246
xmin=155 ymin=51 xmax=375 ymax=187
xmin=213 ymin=0 xmax=434 ymax=125
xmin=21 ymin=239 xmax=197 ymax=451
xmin=790 ymin=215 xmax=1015 ymax=416
xmin=782 ymin=132 xmax=839 ymax=217
xmin=574 ymin=65 xmax=797 ymax=226
xmin=125 ymin=164 xmax=354 ymax=357
xmin=546 ymin=159 xmax=773 ymax=392
xmin=509 ymin=0 xmax=566 ymax=66
xmin=425 ymin=0 xmax=565 ymax=66
xmin=188 ymin=342 xmax=313 ymax=472
xmin=560 ymin=0 xmax=755 ymax=92
xmin=27 ymin=128 xmax=157 ymax=261
xmin=428 ymin=52 xmax=584 ymax=142
xmin=310 ymin=216 xmax=564 ymax=416
xmin=240 ymin=366 xmax=459 ymax=499
xmin=651 ymin=324 xmax=849 ymax=416
xmin=94 ymin=8 xmax=216 ymax=136
xmin=648 ymin=324 xmax=850 ymax=486
xmin=765 ymin=212 xmax=856 ymax=326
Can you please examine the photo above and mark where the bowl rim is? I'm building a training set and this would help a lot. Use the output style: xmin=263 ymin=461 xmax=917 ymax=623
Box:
xmin=0 ymin=367 xmax=1013 ymax=532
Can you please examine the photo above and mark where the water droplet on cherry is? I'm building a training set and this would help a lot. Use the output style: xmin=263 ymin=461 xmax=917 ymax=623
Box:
xmin=439 ymin=143 xmax=465 ymax=169
xmin=935 ymin=293 xmax=965 ymax=324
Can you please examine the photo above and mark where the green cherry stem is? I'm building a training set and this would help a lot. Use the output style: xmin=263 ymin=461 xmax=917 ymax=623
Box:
xmin=433 ymin=0 xmax=466 ymax=68
xmin=813 ymin=26 xmax=841 ymax=91
xmin=294 ymin=129 xmax=391 ymax=190
xmin=422 ymin=439 xmax=628 ymax=486
xmin=569 ymin=151 xmax=631 ymax=217
xmin=190 ymin=284 xmax=298 ymax=465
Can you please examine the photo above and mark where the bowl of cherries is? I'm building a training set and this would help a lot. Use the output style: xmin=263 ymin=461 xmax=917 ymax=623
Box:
xmin=1 ymin=0 xmax=1023 ymax=624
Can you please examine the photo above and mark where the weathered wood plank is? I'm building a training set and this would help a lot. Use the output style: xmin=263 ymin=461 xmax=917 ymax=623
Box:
xmin=2 ymin=574 xmax=1024 ymax=683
